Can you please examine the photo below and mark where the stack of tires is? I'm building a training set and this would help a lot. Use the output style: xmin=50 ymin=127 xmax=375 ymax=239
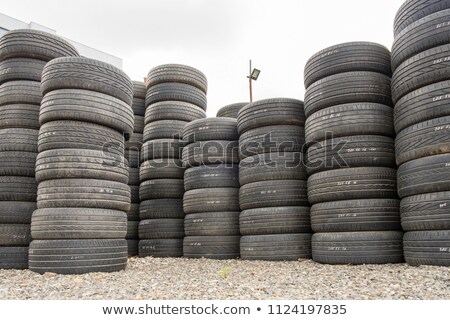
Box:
xmin=0 ymin=29 xmax=79 ymax=269
xmin=392 ymin=0 xmax=450 ymax=267
xmin=182 ymin=118 xmax=241 ymax=259
xmin=139 ymin=64 xmax=207 ymax=257
xmin=216 ymin=103 xmax=248 ymax=119
xmin=304 ymin=42 xmax=404 ymax=265
xmin=29 ymin=57 xmax=134 ymax=274
xmin=237 ymin=98 xmax=312 ymax=261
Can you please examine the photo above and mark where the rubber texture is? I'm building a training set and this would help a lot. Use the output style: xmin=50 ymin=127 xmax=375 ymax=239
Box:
xmin=184 ymin=164 xmax=239 ymax=191
xmin=141 ymin=139 xmax=184 ymax=163
xmin=217 ymin=102 xmax=247 ymax=119
xmin=144 ymin=101 xmax=206 ymax=124
xmin=143 ymin=120 xmax=188 ymax=142
xmin=0 ymin=176 xmax=37 ymax=202
xmin=147 ymin=64 xmax=207 ymax=93
xmin=139 ymin=179 xmax=184 ymax=201
xmin=0 ymin=151 xmax=37 ymax=177
xmin=0 ymin=58 xmax=46 ymax=84
xmin=0 ymin=80 xmax=42 ymax=106
xmin=139 ymin=199 xmax=185 ymax=220
xmin=183 ymin=118 xmax=238 ymax=143
xmin=403 ymin=230 xmax=450 ymax=266
xmin=0 ymin=104 xmax=40 ymax=129
xmin=139 ymin=239 xmax=183 ymax=258
xmin=183 ymin=188 xmax=240 ymax=214
xmin=182 ymin=140 xmax=239 ymax=167
xmin=0 ymin=201 xmax=36 ymax=224
xmin=184 ymin=212 xmax=240 ymax=236
xmin=0 ymin=247 xmax=28 ymax=269
xmin=0 ymin=224 xmax=31 ymax=246
xmin=145 ymin=82 xmax=207 ymax=111
xmin=139 ymin=219 xmax=184 ymax=239
xmin=140 ymin=159 xmax=184 ymax=181
xmin=183 ymin=236 xmax=240 ymax=260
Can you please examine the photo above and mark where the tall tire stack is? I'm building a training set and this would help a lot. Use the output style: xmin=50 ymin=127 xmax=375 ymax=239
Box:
xmin=139 ymin=64 xmax=207 ymax=258
xmin=182 ymin=118 xmax=241 ymax=259
xmin=392 ymin=0 xmax=450 ymax=267
xmin=29 ymin=57 xmax=134 ymax=274
xmin=304 ymin=42 xmax=404 ymax=265
xmin=0 ymin=29 xmax=79 ymax=269
xmin=237 ymin=98 xmax=312 ymax=261
xmin=216 ymin=102 xmax=248 ymax=119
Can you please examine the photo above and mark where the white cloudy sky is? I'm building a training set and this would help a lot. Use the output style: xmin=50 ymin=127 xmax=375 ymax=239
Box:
xmin=2 ymin=0 xmax=405 ymax=116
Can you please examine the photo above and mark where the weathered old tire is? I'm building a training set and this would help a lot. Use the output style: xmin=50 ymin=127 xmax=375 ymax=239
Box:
xmin=0 ymin=247 xmax=28 ymax=269
xmin=147 ymin=64 xmax=207 ymax=94
xmin=124 ymin=150 xmax=140 ymax=168
xmin=132 ymin=81 xmax=146 ymax=99
xmin=183 ymin=236 xmax=240 ymax=259
xmin=0 ymin=128 xmax=38 ymax=153
xmin=143 ymin=120 xmax=188 ymax=142
xmin=0 ymin=151 xmax=36 ymax=177
xmin=0 ymin=176 xmax=37 ymax=202
xmin=183 ymin=118 xmax=238 ymax=142
xmin=127 ymin=239 xmax=139 ymax=257
xmin=139 ymin=219 xmax=184 ymax=239
xmin=184 ymin=164 xmax=239 ymax=191
xmin=0 ymin=80 xmax=42 ymax=106
xmin=0 ymin=104 xmax=40 ymax=129
xmin=144 ymin=101 xmax=206 ymax=124
xmin=404 ymin=231 xmax=450 ymax=266
xmin=0 ymin=58 xmax=46 ymax=84
xmin=139 ymin=199 xmax=184 ymax=220
xmin=145 ymin=82 xmax=207 ymax=110
xmin=0 ymin=201 xmax=36 ymax=224
xmin=217 ymin=102 xmax=247 ymax=119
xmin=140 ymin=139 xmax=184 ymax=163
xmin=183 ymin=188 xmax=240 ymax=214
xmin=128 ymin=167 xmax=140 ymax=186
xmin=182 ymin=140 xmax=239 ymax=167
xmin=127 ymin=203 xmax=140 ymax=221
xmin=139 ymin=239 xmax=183 ymax=258
xmin=184 ymin=212 xmax=240 ymax=236
xmin=0 ymin=224 xmax=31 ymax=246
xmin=130 ymin=186 xmax=139 ymax=203
xmin=133 ymin=115 xmax=144 ymax=134
xmin=139 ymin=179 xmax=184 ymax=201
xmin=140 ymin=159 xmax=184 ymax=181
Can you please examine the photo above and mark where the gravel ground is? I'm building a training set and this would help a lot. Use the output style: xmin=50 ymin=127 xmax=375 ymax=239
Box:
xmin=0 ymin=258 xmax=448 ymax=300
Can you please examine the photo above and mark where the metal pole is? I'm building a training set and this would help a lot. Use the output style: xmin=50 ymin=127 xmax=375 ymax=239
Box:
xmin=249 ymin=59 xmax=253 ymax=103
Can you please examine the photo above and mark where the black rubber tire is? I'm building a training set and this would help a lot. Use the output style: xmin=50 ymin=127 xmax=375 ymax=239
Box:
xmin=0 ymin=58 xmax=46 ymax=84
xmin=240 ymin=234 xmax=312 ymax=261
xmin=0 ymin=151 xmax=36 ymax=177
xmin=239 ymin=152 xmax=307 ymax=186
xmin=127 ymin=203 xmax=140 ymax=221
xmin=140 ymin=139 xmax=184 ymax=163
xmin=236 ymin=98 xmax=305 ymax=134
xmin=239 ymin=125 xmax=305 ymax=159
xmin=395 ymin=116 xmax=450 ymax=165
xmin=139 ymin=239 xmax=183 ymax=258
xmin=128 ymin=167 xmax=140 ymax=186
xmin=40 ymin=89 xmax=134 ymax=137
xmin=182 ymin=140 xmax=239 ymax=168
xmin=144 ymin=101 xmax=206 ymax=124
xmin=125 ymin=133 xmax=142 ymax=150
xmin=133 ymin=115 xmax=144 ymax=134
xmin=184 ymin=164 xmax=239 ymax=191
xmin=140 ymin=159 xmax=184 ymax=181
xmin=304 ymin=42 xmax=392 ymax=88
xmin=0 ymin=104 xmax=40 ymax=130
xmin=147 ymin=64 xmax=208 ymax=94
xmin=308 ymin=167 xmax=398 ymax=205
xmin=124 ymin=150 xmax=140 ymax=168
xmin=31 ymin=208 xmax=127 ymax=240
xmin=404 ymin=230 xmax=450 ymax=266
xmin=0 ymin=128 xmax=38 ymax=153
xmin=401 ymin=192 xmax=450 ymax=231
xmin=183 ymin=118 xmax=238 ymax=143
xmin=143 ymin=120 xmax=188 ymax=142
xmin=0 ymin=247 xmax=28 ymax=269
xmin=397 ymin=154 xmax=450 ymax=198
xmin=130 ymin=185 xmax=139 ymax=203
xmin=37 ymin=179 xmax=131 ymax=211
xmin=127 ymin=239 xmax=139 ymax=257
xmin=132 ymin=81 xmax=146 ymax=99
xmin=139 ymin=179 xmax=184 ymax=201
xmin=139 ymin=219 xmax=184 ymax=239
xmin=392 ymin=9 xmax=450 ymax=71
xmin=29 ymin=239 xmax=128 ymax=274
xmin=312 ymin=231 xmax=404 ymax=265
xmin=184 ymin=212 xmax=240 ymax=236
xmin=0 ymin=224 xmax=31 ymax=246
xmin=132 ymin=98 xmax=145 ymax=117
xmin=126 ymin=220 xmax=139 ymax=240
xmin=183 ymin=188 xmax=240 ymax=214
xmin=0 ymin=201 xmax=36 ymax=224
xmin=307 ymin=135 xmax=396 ymax=175
xmin=311 ymin=199 xmax=401 ymax=233
xmin=304 ymin=71 xmax=392 ymax=118
xmin=0 ymin=80 xmax=42 ymax=106
xmin=239 ymin=180 xmax=309 ymax=210
xmin=145 ymin=82 xmax=207 ymax=111
xmin=35 ymin=149 xmax=129 ymax=184
xmin=140 ymin=199 xmax=185 ymax=220
xmin=240 ymin=207 xmax=311 ymax=236
xmin=41 ymin=57 xmax=133 ymax=106
xmin=0 ymin=176 xmax=37 ymax=202
xmin=183 ymin=236 xmax=240 ymax=260
xmin=217 ymin=102 xmax=247 ymax=119
xmin=305 ymin=103 xmax=394 ymax=144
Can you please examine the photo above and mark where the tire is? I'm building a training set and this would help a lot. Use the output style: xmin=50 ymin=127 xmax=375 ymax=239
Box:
xmin=236 ymin=98 xmax=305 ymax=134
xmin=132 ymin=98 xmax=145 ymax=117
xmin=401 ymin=192 xmax=450 ymax=231
xmin=29 ymin=239 xmax=128 ymax=274
xmin=0 ymin=104 xmax=40 ymax=129
xmin=217 ymin=102 xmax=247 ymax=119
xmin=140 ymin=199 xmax=185 ymax=220
xmin=140 ymin=159 xmax=184 ymax=181
xmin=132 ymin=81 xmax=146 ymax=99
xmin=143 ymin=120 xmax=188 ymax=142
xmin=239 ymin=152 xmax=307 ymax=186
xmin=127 ymin=203 xmax=140 ymax=221
xmin=124 ymin=150 xmax=140 ymax=168
xmin=183 ymin=236 xmax=240 ymax=259
xmin=37 ymin=179 xmax=131 ymax=211
xmin=0 ymin=201 xmax=36 ymax=224
xmin=392 ymin=9 xmax=450 ymax=71
xmin=0 ymin=224 xmax=31 ymax=246
xmin=182 ymin=140 xmax=239 ymax=167
xmin=239 ymin=125 xmax=305 ymax=159
xmin=0 ymin=128 xmax=38 ymax=153
xmin=0 ymin=58 xmax=46 ymax=84
xmin=308 ymin=167 xmax=398 ymax=205
xmin=0 ymin=247 xmax=28 ymax=269
xmin=304 ymin=71 xmax=392 ymax=117
xmin=183 ymin=188 xmax=240 ymax=214
xmin=395 ymin=116 xmax=450 ymax=165
xmin=184 ymin=212 xmax=240 ymax=236
xmin=311 ymin=199 xmax=401 ymax=233
xmin=0 ymin=29 xmax=79 ymax=61
xmin=304 ymin=42 xmax=391 ymax=88
xmin=35 ymin=149 xmax=129 ymax=183
xmin=305 ymin=103 xmax=394 ymax=144
xmin=0 ymin=80 xmax=42 ymax=106
xmin=41 ymin=57 xmax=133 ymax=106
xmin=127 ymin=239 xmax=139 ymax=257
xmin=31 ymin=208 xmax=127 ymax=240
xmin=240 ymin=207 xmax=311 ymax=236
xmin=126 ymin=220 xmax=139 ymax=240
xmin=147 ymin=64 xmax=208 ymax=94
xmin=139 ymin=179 xmax=184 ymax=201
xmin=0 ymin=151 xmax=36 ymax=177
xmin=312 ymin=231 xmax=404 ymax=265
xmin=306 ymin=135 xmax=396 ymax=175
xmin=130 ymin=185 xmax=139 ymax=203
xmin=183 ymin=118 xmax=238 ymax=142
xmin=39 ymin=89 xmax=134 ymax=137
xmin=145 ymin=82 xmax=207 ymax=110
xmin=184 ymin=164 xmax=239 ymax=191
xmin=0 ymin=176 xmax=37 ymax=202
xmin=140 ymin=139 xmax=184 ymax=163
xmin=144 ymin=101 xmax=206 ymax=124
xmin=404 ymin=231 xmax=450 ymax=266
xmin=128 ymin=167 xmax=140 ymax=186
xmin=139 ymin=219 xmax=184 ymax=239
xmin=139 ymin=239 xmax=183 ymax=258
xmin=239 ymin=180 xmax=308 ymax=210
xmin=241 ymin=234 xmax=312 ymax=261
xmin=397 ymin=154 xmax=450 ymax=198
xmin=125 ymin=133 xmax=142 ymax=150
